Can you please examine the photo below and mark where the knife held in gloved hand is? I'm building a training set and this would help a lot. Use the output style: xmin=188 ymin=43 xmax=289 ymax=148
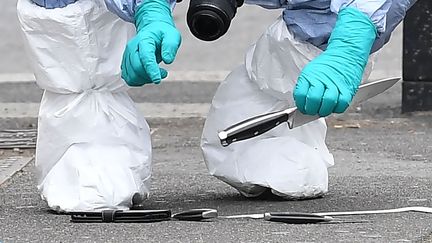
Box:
xmin=218 ymin=77 xmax=400 ymax=147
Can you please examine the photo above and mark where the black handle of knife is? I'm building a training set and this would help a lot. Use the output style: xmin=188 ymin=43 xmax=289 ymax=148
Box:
xmin=264 ymin=212 xmax=333 ymax=224
xmin=219 ymin=111 xmax=289 ymax=147
xmin=70 ymin=209 xmax=172 ymax=223
xmin=172 ymin=209 xmax=218 ymax=221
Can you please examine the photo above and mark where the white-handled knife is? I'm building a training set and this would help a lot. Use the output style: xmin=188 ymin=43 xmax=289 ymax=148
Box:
xmin=218 ymin=77 xmax=400 ymax=147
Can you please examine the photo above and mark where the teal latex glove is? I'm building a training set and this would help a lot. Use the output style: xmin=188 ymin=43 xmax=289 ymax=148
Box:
xmin=121 ymin=0 xmax=181 ymax=86
xmin=293 ymin=7 xmax=377 ymax=117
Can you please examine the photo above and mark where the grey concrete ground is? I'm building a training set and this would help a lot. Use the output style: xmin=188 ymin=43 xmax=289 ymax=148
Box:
xmin=1 ymin=0 xmax=432 ymax=243
xmin=0 ymin=113 xmax=432 ymax=243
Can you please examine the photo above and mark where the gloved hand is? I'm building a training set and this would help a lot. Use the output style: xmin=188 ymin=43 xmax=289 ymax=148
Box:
xmin=31 ymin=0 xmax=77 ymax=9
xmin=293 ymin=7 xmax=377 ymax=117
xmin=121 ymin=0 xmax=181 ymax=86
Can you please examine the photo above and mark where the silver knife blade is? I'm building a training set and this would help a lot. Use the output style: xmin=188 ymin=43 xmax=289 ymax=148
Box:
xmin=218 ymin=77 xmax=400 ymax=147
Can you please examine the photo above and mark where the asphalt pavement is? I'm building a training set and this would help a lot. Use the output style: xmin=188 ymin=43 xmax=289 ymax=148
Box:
xmin=1 ymin=0 xmax=432 ymax=243
xmin=0 ymin=79 xmax=431 ymax=242
xmin=0 ymin=112 xmax=432 ymax=242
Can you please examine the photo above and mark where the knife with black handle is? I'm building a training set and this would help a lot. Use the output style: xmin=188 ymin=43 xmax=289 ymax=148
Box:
xmin=171 ymin=208 xmax=218 ymax=221
xmin=218 ymin=108 xmax=295 ymax=147
xmin=264 ymin=212 xmax=334 ymax=224
xmin=70 ymin=209 xmax=172 ymax=223
xmin=218 ymin=77 xmax=400 ymax=147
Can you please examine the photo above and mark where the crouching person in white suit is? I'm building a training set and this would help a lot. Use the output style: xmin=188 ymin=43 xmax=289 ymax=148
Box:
xmin=201 ymin=0 xmax=416 ymax=199
xmin=17 ymin=0 xmax=180 ymax=211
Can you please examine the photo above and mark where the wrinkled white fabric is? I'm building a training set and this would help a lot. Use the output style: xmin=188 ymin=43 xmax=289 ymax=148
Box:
xmin=201 ymin=18 xmax=374 ymax=198
xmin=17 ymin=0 xmax=152 ymax=212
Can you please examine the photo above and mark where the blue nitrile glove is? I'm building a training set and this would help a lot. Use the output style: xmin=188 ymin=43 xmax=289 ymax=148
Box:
xmin=121 ymin=0 xmax=181 ymax=86
xmin=31 ymin=0 xmax=77 ymax=8
xmin=293 ymin=7 xmax=377 ymax=117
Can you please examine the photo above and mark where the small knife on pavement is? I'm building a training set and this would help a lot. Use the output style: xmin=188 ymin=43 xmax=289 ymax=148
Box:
xmin=220 ymin=212 xmax=365 ymax=224
xmin=218 ymin=77 xmax=400 ymax=147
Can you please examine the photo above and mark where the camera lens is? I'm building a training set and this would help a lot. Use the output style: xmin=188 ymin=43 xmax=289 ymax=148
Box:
xmin=187 ymin=0 xmax=238 ymax=41
xmin=189 ymin=10 xmax=226 ymax=41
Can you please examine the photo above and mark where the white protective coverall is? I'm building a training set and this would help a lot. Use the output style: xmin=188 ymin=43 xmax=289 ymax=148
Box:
xmin=200 ymin=0 xmax=416 ymax=198
xmin=17 ymin=0 xmax=151 ymax=212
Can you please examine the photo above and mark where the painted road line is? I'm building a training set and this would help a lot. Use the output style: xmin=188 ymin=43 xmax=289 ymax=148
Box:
xmin=0 ymin=156 xmax=34 ymax=186
xmin=137 ymin=103 xmax=210 ymax=118
xmin=0 ymin=103 xmax=211 ymax=119
xmin=165 ymin=70 xmax=230 ymax=82
xmin=0 ymin=73 xmax=35 ymax=83
xmin=0 ymin=71 xmax=230 ymax=83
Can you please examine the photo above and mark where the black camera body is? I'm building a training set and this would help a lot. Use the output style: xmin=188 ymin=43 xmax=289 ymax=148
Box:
xmin=187 ymin=0 xmax=244 ymax=41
